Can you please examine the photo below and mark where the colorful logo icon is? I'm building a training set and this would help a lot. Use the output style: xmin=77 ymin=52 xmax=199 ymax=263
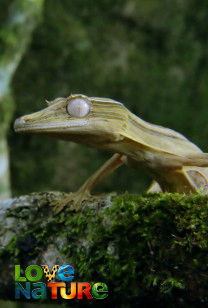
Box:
xmin=15 ymin=264 xmax=108 ymax=300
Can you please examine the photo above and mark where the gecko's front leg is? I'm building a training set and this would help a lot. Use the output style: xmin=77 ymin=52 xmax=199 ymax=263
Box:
xmin=52 ymin=153 xmax=126 ymax=213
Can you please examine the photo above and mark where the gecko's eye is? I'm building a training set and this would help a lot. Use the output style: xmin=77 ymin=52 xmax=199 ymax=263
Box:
xmin=67 ymin=98 xmax=90 ymax=118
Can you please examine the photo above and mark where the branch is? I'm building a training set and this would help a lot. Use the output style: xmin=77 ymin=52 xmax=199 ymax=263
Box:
xmin=0 ymin=191 xmax=208 ymax=305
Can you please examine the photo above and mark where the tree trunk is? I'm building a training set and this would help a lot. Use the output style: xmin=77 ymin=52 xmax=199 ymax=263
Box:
xmin=0 ymin=0 xmax=44 ymax=199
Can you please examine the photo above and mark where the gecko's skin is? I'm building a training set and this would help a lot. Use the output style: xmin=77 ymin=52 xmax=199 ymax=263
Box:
xmin=14 ymin=94 xmax=208 ymax=211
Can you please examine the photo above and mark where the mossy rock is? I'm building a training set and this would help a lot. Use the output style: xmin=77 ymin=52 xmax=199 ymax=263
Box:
xmin=0 ymin=192 xmax=208 ymax=307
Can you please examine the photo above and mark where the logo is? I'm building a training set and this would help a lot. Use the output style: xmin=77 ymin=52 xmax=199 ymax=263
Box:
xmin=15 ymin=264 xmax=108 ymax=300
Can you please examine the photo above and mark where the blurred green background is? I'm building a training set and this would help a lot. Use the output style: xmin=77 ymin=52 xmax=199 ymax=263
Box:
xmin=4 ymin=0 xmax=208 ymax=199
xmin=1 ymin=0 xmax=208 ymax=306
xmin=0 ymin=0 xmax=207 ymax=199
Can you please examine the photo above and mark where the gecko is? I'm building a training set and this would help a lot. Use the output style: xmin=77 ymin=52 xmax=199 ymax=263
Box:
xmin=14 ymin=94 xmax=208 ymax=211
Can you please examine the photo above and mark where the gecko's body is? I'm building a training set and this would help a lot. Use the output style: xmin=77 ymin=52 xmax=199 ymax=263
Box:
xmin=14 ymin=94 xmax=208 ymax=211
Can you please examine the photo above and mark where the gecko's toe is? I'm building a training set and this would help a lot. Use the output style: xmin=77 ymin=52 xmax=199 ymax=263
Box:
xmin=51 ymin=191 xmax=91 ymax=214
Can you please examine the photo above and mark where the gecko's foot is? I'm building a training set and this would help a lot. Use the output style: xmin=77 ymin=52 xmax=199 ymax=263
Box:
xmin=51 ymin=190 xmax=95 ymax=214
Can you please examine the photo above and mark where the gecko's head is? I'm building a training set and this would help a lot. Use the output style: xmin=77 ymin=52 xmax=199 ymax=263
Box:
xmin=14 ymin=94 xmax=127 ymax=146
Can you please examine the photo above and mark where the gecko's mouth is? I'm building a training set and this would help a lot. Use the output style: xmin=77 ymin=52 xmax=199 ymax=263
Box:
xmin=13 ymin=115 xmax=116 ymax=146
xmin=14 ymin=116 xmax=89 ymax=133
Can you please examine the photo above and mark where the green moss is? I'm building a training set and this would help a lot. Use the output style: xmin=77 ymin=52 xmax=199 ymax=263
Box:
xmin=2 ymin=192 xmax=208 ymax=305
xmin=58 ymin=192 xmax=208 ymax=304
